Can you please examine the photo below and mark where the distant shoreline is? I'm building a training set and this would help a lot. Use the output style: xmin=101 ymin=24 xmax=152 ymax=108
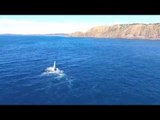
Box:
xmin=70 ymin=23 xmax=160 ymax=40
xmin=69 ymin=35 xmax=160 ymax=40
xmin=0 ymin=34 xmax=69 ymax=36
xmin=0 ymin=34 xmax=160 ymax=40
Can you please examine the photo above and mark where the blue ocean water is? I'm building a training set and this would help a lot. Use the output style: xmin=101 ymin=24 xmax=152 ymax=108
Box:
xmin=0 ymin=35 xmax=160 ymax=105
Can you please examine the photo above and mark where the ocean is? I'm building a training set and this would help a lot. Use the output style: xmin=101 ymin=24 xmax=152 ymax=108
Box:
xmin=0 ymin=35 xmax=160 ymax=105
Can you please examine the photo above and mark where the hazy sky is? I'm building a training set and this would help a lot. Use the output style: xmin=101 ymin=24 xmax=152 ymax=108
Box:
xmin=0 ymin=15 xmax=160 ymax=34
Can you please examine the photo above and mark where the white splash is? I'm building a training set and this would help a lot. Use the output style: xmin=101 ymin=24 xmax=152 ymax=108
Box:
xmin=41 ymin=61 xmax=66 ymax=78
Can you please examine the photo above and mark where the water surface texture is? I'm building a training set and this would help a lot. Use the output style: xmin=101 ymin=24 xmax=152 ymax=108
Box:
xmin=0 ymin=35 xmax=160 ymax=105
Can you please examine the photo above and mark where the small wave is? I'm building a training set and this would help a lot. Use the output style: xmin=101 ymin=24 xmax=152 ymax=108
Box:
xmin=41 ymin=65 xmax=66 ymax=79
xmin=41 ymin=70 xmax=66 ymax=78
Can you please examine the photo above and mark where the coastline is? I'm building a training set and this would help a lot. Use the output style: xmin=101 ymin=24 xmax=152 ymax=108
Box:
xmin=68 ymin=35 xmax=160 ymax=40
xmin=0 ymin=34 xmax=160 ymax=40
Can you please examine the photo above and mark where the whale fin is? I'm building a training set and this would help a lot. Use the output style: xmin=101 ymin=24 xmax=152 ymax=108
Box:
xmin=53 ymin=61 xmax=56 ymax=70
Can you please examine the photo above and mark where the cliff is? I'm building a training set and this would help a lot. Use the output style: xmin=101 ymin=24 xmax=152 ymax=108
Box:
xmin=70 ymin=23 xmax=160 ymax=40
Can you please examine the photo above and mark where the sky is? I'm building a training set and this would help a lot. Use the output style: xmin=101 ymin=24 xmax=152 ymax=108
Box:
xmin=0 ymin=15 xmax=160 ymax=34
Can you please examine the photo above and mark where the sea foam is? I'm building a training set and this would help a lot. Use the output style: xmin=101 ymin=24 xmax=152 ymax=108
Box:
xmin=41 ymin=64 xmax=66 ymax=79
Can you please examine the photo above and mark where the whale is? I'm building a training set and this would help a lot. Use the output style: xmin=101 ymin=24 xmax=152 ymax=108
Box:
xmin=45 ymin=61 xmax=63 ymax=74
